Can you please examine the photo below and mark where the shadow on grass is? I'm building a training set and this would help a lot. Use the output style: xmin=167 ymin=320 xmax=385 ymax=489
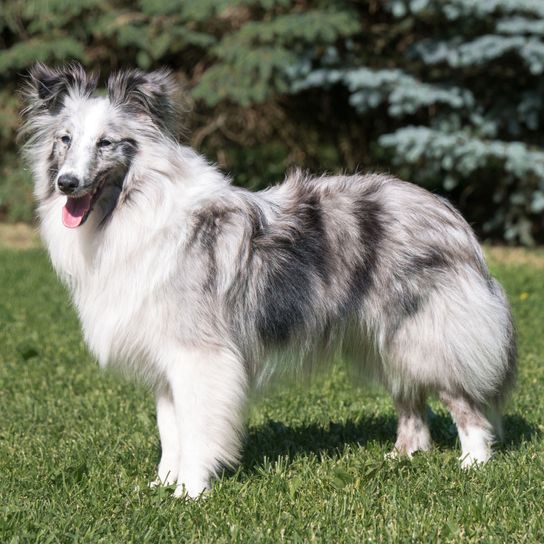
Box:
xmin=502 ymin=414 xmax=540 ymax=449
xmin=240 ymin=412 xmax=539 ymax=472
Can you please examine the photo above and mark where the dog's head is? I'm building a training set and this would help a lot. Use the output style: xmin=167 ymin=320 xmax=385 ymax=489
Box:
xmin=21 ymin=63 xmax=180 ymax=228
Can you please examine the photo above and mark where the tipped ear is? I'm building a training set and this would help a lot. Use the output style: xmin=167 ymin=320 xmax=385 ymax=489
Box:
xmin=24 ymin=62 xmax=97 ymax=115
xmin=107 ymin=68 xmax=181 ymax=136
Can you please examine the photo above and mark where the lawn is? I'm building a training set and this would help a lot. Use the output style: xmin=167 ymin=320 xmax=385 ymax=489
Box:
xmin=0 ymin=244 xmax=543 ymax=543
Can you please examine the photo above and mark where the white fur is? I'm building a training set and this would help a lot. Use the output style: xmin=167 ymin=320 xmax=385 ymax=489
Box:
xmin=458 ymin=425 xmax=494 ymax=468
xmin=36 ymin=115 xmax=244 ymax=497
xmin=23 ymin=67 xmax=515 ymax=497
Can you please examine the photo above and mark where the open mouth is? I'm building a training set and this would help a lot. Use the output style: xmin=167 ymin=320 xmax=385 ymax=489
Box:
xmin=61 ymin=184 xmax=104 ymax=229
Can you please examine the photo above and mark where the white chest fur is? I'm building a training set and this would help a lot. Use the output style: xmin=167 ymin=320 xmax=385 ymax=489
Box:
xmin=40 ymin=194 xmax=188 ymax=377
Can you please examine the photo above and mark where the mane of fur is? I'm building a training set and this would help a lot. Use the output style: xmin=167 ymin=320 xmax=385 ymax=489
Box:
xmin=19 ymin=64 xmax=517 ymax=496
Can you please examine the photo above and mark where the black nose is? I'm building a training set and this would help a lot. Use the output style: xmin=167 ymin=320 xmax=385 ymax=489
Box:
xmin=57 ymin=174 xmax=80 ymax=194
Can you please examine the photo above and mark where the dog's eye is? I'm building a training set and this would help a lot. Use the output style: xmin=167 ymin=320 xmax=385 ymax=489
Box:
xmin=61 ymin=135 xmax=71 ymax=145
xmin=97 ymin=139 xmax=112 ymax=148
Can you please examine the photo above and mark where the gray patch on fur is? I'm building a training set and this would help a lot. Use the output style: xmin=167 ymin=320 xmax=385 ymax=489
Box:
xmin=107 ymin=69 xmax=181 ymax=138
xmin=19 ymin=64 xmax=518 ymax=489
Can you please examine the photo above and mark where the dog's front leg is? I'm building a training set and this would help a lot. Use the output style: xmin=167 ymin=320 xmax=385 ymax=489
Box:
xmin=150 ymin=385 xmax=180 ymax=487
xmin=166 ymin=346 xmax=247 ymax=498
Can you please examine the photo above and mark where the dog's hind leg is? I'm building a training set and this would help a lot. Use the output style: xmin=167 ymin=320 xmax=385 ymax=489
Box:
xmin=150 ymin=385 xmax=180 ymax=487
xmin=166 ymin=346 xmax=247 ymax=498
xmin=439 ymin=391 xmax=495 ymax=468
xmin=388 ymin=392 xmax=432 ymax=458
xmin=486 ymin=402 xmax=504 ymax=443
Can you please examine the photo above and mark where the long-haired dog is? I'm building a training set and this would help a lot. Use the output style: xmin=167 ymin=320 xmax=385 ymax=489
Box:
xmin=20 ymin=64 xmax=516 ymax=498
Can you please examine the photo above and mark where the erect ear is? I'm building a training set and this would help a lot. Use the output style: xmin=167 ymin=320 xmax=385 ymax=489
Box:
xmin=24 ymin=62 xmax=98 ymax=115
xmin=107 ymin=68 xmax=181 ymax=136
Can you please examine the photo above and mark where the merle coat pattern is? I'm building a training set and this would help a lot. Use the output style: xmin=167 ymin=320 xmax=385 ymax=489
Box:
xmin=20 ymin=64 xmax=516 ymax=498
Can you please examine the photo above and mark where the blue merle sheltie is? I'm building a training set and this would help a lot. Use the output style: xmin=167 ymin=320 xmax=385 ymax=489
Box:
xmin=20 ymin=63 xmax=516 ymax=498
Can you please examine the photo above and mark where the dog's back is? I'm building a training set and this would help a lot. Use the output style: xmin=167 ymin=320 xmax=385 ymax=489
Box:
xmin=21 ymin=64 xmax=516 ymax=497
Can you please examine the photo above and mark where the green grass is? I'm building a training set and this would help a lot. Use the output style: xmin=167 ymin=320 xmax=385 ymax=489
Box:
xmin=1 ymin=248 xmax=543 ymax=543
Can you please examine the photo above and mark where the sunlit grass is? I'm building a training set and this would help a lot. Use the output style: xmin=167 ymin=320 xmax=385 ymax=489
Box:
xmin=1 ymin=248 xmax=542 ymax=542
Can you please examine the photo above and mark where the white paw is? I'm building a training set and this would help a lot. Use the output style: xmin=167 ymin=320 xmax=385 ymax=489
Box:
xmin=460 ymin=450 xmax=491 ymax=469
xmin=172 ymin=478 xmax=209 ymax=499
xmin=385 ymin=448 xmax=412 ymax=460
xmin=149 ymin=470 xmax=177 ymax=488
xmin=385 ymin=441 xmax=431 ymax=460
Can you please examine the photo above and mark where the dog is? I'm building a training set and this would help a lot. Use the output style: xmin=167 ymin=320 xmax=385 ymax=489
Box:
xmin=20 ymin=63 xmax=516 ymax=498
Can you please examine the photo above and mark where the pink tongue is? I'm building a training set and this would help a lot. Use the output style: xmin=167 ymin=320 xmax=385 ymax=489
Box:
xmin=62 ymin=195 xmax=92 ymax=228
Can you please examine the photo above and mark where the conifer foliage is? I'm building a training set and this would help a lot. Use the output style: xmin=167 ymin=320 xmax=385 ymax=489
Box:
xmin=1 ymin=0 xmax=543 ymax=243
